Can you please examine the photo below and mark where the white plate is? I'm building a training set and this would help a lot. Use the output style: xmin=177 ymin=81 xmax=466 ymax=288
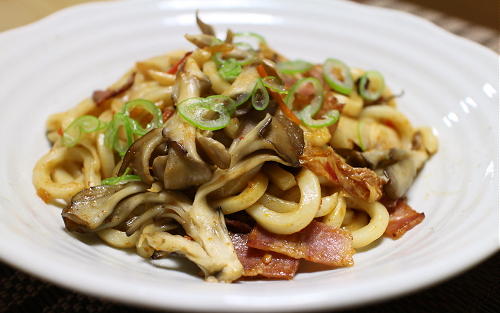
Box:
xmin=0 ymin=0 xmax=498 ymax=311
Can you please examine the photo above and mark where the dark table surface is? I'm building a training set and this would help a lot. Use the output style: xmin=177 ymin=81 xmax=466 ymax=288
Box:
xmin=1 ymin=252 xmax=498 ymax=313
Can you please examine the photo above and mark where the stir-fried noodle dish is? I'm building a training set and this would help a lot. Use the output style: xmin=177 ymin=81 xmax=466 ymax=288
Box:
xmin=33 ymin=14 xmax=438 ymax=282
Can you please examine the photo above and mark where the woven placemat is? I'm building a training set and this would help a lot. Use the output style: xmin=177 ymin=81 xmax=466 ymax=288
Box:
xmin=1 ymin=253 xmax=498 ymax=313
xmin=1 ymin=1 xmax=498 ymax=312
xmin=358 ymin=0 xmax=499 ymax=52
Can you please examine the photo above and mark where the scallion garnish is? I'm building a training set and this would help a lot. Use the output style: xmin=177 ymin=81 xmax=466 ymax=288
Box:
xmin=104 ymin=99 xmax=163 ymax=157
xmin=251 ymin=79 xmax=270 ymax=111
xmin=299 ymin=106 xmax=340 ymax=128
xmin=234 ymin=42 xmax=253 ymax=51
xmin=122 ymin=99 xmax=163 ymax=135
xmin=323 ymin=58 xmax=353 ymax=95
xmin=277 ymin=60 xmax=313 ymax=75
xmin=177 ymin=95 xmax=236 ymax=130
xmin=357 ymin=120 xmax=366 ymax=151
xmin=62 ymin=115 xmax=107 ymax=147
xmin=104 ymin=113 xmax=135 ymax=157
xmin=285 ymin=77 xmax=339 ymax=128
xmin=261 ymin=76 xmax=288 ymax=95
xmin=358 ymin=70 xmax=385 ymax=101
xmin=234 ymin=32 xmax=267 ymax=47
xmin=218 ymin=58 xmax=242 ymax=82
xmin=101 ymin=168 xmax=141 ymax=185
xmin=285 ymin=77 xmax=323 ymax=115
xmin=214 ymin=51 xmax=255 ymax=67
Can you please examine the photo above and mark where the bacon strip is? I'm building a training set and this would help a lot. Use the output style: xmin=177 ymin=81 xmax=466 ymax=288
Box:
xmin=301 ymin=146 xmax=384 ymax=202
xmin=384 ymin=198 xmax=425 ymax=239
xmin=92 ymin=72 xmax=136 ymax=106
xmin=230 ymin=233 xmax=299 ymax=279
xmin=247 ymin=221 xmax=354 ymax=267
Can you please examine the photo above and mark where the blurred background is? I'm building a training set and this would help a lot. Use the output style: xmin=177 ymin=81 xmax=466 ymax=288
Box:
xmin=0 ymin=0 xmax=498 ymax=51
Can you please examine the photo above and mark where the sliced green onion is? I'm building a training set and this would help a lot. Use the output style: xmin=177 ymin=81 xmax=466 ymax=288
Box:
xmin=213 ymin=52 xmax=225 ymax=66
xmin=105 ymin=113 xmax=135 ymax=157
xmin=323 ymin=58 xmax=353 ymax=95
xmin=214 ymin=51 xmax=255 ymax=67
xmin=218 ymin=58 xmax=242 ymax=82
xmin=357 ymin=120 xmax=366 ymax=151
xmin=358 ymin=70 xmax=385 ymax=101
xmin=251 ymin=79 xmax=270 ymax=111
xmin=286 ymin=77 xmax=323 ymax=116
xmin=235 ymin=91 xmax=252 ymax=107
xmin=277 ymin=60 xmax=313 ymax=74
xmin=234 ymin=42 xmax=254 ymax=51
xmin=122 ymin=99 xmax=163 ymax=133
xmin=261 ymin=76 xmax=288 ymax=95
xmin=101 ymin=169 xmax=141 ymax=185
xmin=178 ymin=96 xmax=235 ymax=130
xmin=299 ymin=106 xmax=340 ymax=128
xmin=62 ymin=115 xmax=107 ymax=147
xmin=234 ymin=32 xmax=267 ymax=45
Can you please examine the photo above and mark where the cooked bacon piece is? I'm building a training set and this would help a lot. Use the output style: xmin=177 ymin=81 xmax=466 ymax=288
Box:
xmin=92 ymin=72 xmax=136 ymax=105
xmin=247 ymin=221 xmax=354 ymax=267
xmin=301 ymin=146 xmax=384 ymax=202
xmin=305 ymin=64 xmax=324 ymax=83
xmin=384 ymin=198 xmax=425 ymax=239
xmin=230 ymin=233 xmax=299 ymax=279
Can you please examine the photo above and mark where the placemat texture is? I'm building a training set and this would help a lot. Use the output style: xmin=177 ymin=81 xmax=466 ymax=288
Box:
xmin=1 ymin=253 xmax=498 ymax=313
xmin=0 ymin=1 xmax=498 ymax=312
xmin=358 ymin=0 xmax=499 ymax=52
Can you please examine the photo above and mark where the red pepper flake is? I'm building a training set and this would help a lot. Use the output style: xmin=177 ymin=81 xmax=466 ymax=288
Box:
xmin=384 ymin=120 xmax=396 ymax=129
xmin=162 ymin=107 xmax=175 ymax=122
xmin=167 ymin=51 xmax=193 ymax=75
xmin=57 ymin=127 xmax=63 ymax=136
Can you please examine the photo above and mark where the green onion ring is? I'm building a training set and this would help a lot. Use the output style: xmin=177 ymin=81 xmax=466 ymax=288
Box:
xmin=213 ymin=51 xmax=256 ymax=67
xmin=234 ymin=32 xmax=267 ymax=45
xmin=251 ymin=79 xmax=270 ymax=111
xmin=234 ymin=42 xmax=254 ymax=51
xmin=261 ymin=76 xmax=288 ymax=94
xmin=105 ymin=113 xmax=135 ymax=157
xmin=358 ymin=70 xmax=385 ymax=101
xmin=218 ymin=58 xmax=242 ymax=82
xmin=323 ymin=58 xmax=353 ymax=95
xmin=62 ymin=115 xmax=107 ymax=147
xmin=277 ymin=60 xmax=313 ymax=74
xmin=122 ymin=99 xmax=163 ymax=132
xmin=299 ymin=106 xmax=340 ymax=128
xmin=177 ymin=96 xmax=235 ymax=130
xmin=285 ymin=77 xmax=323 ymax=116
xmin=357 ymin=120 xmax=366 ymax=151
